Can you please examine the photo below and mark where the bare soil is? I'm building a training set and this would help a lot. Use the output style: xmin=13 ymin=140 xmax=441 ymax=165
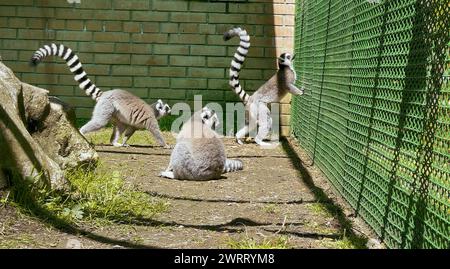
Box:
xmin=0 ymin=134 xmax=371 ymax=249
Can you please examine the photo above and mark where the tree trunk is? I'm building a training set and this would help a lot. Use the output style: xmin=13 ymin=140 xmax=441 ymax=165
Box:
xmin=0 ymin=60 xmax=98 ymax=191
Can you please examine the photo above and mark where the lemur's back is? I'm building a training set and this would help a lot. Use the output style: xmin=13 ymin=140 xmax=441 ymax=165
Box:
xmin=249 ymin=67 xmax=296 ymax=104
xmin=102 ymin=89 xmax=156 ymax=129
xmin=172 ymin=117 xmax=226 ymax=180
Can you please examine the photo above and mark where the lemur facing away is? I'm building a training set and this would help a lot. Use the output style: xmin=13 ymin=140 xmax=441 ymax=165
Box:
xmin=224 ymin=27 xmax=304 ymax=146
xmin=159 ymin=107 xmax=243 ymax=180
xmin=30 ymin=44 xmax=171 ymax=148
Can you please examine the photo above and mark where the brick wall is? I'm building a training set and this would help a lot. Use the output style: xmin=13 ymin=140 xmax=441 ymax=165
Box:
xmin=0 ymin=0 xmax=295 ymax=136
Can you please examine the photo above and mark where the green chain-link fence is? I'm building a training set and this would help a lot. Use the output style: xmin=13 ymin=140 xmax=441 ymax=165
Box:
xmin=291 ymin=0 xmax=449 ymax=248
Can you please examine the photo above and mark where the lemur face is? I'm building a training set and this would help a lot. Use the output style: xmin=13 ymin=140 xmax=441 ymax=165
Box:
xmin=278 ymin=53 xmax=295 ymax=67
xmin=156 ymin=99 xmax=171 ymax=118
xmin=201 ymin=106 xmax=219 ymax=130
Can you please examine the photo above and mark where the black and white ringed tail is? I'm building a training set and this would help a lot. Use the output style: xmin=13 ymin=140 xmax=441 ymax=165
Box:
xmin=30 ymin=43 xmax=102 ymax=101
xmin=223 ymin=27 xmax=251 ymax=104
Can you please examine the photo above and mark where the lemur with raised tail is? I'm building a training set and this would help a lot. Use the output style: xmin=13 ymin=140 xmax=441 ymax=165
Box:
xmin=224 ymin=27 xmax=304 ymax=146
xmin=30 ymin=43 xmax=171 ymax=148
xmin=160 ymin=106 xmax=243 ymax=180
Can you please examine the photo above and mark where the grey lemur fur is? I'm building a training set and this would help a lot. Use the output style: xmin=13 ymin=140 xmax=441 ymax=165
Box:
xmin=224 ymin=27 xmax=304 ymax=146
xmin=160 ymin=106 xmax=243 ymax=180
xmin=30 ymin=43 xmax=171 ymax=148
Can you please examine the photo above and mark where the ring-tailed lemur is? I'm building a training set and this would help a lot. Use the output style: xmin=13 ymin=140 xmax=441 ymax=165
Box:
xmin=223 ymin=27 xmax=304 ymax=146
xmin=160 ymin=106 xmax=243 ymax=180
xmin=30 ymin=43 xmax=171 ymax=148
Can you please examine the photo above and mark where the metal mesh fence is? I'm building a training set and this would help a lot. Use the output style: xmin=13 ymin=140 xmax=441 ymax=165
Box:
xmin=291 ymin=0 xmax=449 ymax=248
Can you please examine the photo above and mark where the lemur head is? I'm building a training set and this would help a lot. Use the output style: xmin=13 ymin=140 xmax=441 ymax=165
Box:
xmin=278 ymin=53 xmax=295 ymax=67
xmin=201 ymin=106 xmax=219 ymax=130
xmin=154 ymin=99 xmax=171 ymax=119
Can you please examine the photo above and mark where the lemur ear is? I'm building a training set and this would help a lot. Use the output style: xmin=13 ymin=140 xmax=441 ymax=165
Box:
xmin=158 ymin=99 xmax=163 ymax=103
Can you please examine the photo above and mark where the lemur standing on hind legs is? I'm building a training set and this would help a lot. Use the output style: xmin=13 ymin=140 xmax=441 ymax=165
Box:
xmin=223 ymin=27 xmax=304 ymax=147
xmin=30 ymin=43 xmax=171 ymax=148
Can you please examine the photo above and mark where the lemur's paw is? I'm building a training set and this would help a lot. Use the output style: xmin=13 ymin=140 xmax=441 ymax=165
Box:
xmin=159 ymin=171 xmax=175 ymax=179
xmin=255 ymin=139 xmax=279 ymax=149
xmin=236 ymin=138 xmax=244 ymax=145
xmin=112 ymin=142 xmax=123 ymax=147
xmin=257 ymin=141 xmax=272 ymax=146
xmin=163 ymin=144 xmax=173 ymax=149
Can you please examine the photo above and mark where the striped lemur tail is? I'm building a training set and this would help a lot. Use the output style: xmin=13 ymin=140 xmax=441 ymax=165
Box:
xmin=30 ymin=43 xmax=102 ymax=101
xmin=223 ymin=27 xmax=250 ymax=104
xmin=223 ymin=159 xmax=244 ymax=173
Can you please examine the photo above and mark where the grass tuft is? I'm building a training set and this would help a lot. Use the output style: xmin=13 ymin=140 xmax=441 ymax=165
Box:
xmin=84 ymin=127 xmax=176 ymax=146
xmin=261 ymin=204 xmax=279 ymax=214
xmin=0 ymin=234 xmax=40 ymax=249
xmin=3 ymin=164 xmax=169 ymax=226
xmin=226 ymin=235 xmax=291 ymax=249
xmin=320 ymin=235 xmax=367 ymax=249
xmin=307 ymin=203 xmax=334 ymax=218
